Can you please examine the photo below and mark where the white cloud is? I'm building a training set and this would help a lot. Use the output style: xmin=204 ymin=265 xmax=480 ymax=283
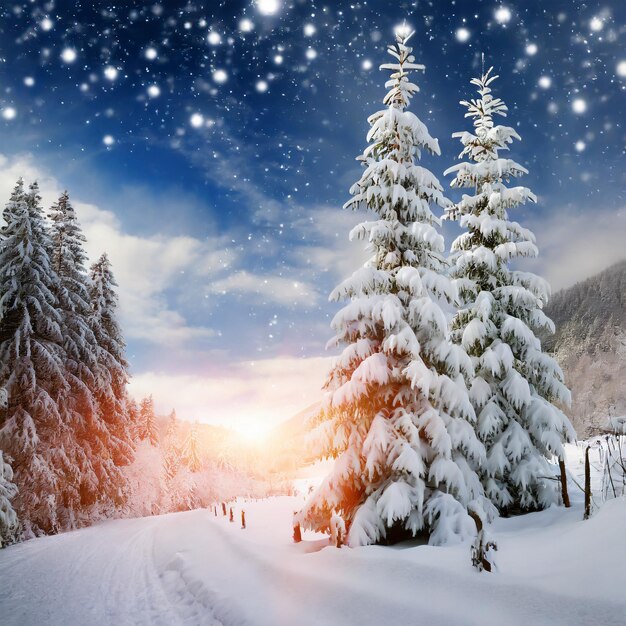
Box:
xmin=209 ymin=270 xmax=319 ymax=305
xmin=0 ymin=153 xmax=233 ymax=345
xmin=291 ymin=206 xmax=371 ymax=283
xmin=129 ymin=356 xmax=331 ymax=430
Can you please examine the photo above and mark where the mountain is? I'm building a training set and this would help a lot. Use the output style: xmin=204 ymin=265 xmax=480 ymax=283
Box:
xmin=544 ymin=260 xmax=626 ymax=436
xmin=262 ymin=403 xmax=319 ymax=473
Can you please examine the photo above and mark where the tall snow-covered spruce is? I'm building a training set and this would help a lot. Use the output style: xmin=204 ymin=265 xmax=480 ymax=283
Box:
xmin=89 ymin=252 xmax=135 ymax=469
xmin=49 ymin=191 xmax=107 ymax=513
xmin=0 ymin=180 xmax=73 ymax=535
xmin=297 ymin=30 xmax=493 ymax=546
xmin=444 ymin=68 xmax=575 ymax=511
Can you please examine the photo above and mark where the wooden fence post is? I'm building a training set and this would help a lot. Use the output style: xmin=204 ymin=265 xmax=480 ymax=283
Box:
xmin=292 ymin=512 xmax=302 ymax=543
xmin=584 ymin=445 xmax=591 ymax=520
xmin=241 ymin=510 xmax=246 ymax=529
xmin=229 ymin=507 xmax=234 ymax=523
xmin=559 ymin=458 xmax=570 ymax=508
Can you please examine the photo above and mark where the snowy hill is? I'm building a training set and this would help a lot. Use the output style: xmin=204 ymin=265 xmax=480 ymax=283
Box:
xmin=261 ymin=403 xmax=319 ymax=473
xmin=2 ymin=490 xmax=626 ymax=625
xmin=544 ymin=260 xmax=626 ymax=436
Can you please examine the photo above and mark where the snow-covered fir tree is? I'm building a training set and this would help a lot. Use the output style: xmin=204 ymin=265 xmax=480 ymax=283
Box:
xmin=182 ymin=424 xmax=202 ymax=473
xmin=0 ymin=180 xmax=75 ymax=535
xmin=297 ymin=31 xmax=493 ymax=547
xmin=89 ymin=252 xmax=135 ymax=469
xmin=160 ymin=410 xmax=180 ymax=508
xmin=0 ymin=450 xmax=18 ymax=547
xmin=139 ymin=395 xmax=159 ymax=446
xmin=48 ymin=191 xmax=106 ymax=511
xmin=444 ymin=67 xmax=575 ymax=511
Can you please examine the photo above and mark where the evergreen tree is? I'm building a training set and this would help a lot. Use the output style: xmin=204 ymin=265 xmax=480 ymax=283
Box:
xmin=89 ymin=253 xmax=135 ymax=467
xmin=139 ymin=395 xmax=159 ymax=446
xmin=48 ymin=191 xmax=103 ymax=510
xmin=160 ymin=411 xmax=180 ymax=511
xmin=127 ymin=396 xmax=141 ymax=442
xmin=444 ymin=67 xmax=575 ymax=511
xmin=182 ymin=424 xmax=202 ymax=473
xmin=297 ymin=31 xmax=492 ymax=546
xmin=0 ymin=450 xmax=18 ymax=547
xmin=0 ymin=180 xmax=75 ymax=534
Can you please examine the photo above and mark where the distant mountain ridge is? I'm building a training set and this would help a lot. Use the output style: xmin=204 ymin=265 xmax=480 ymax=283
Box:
xmin=544 ymin=260 xmax=626 ymax=436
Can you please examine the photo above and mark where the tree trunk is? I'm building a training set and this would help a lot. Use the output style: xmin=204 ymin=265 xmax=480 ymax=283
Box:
xmin=293 ymin=522 xmax=302 ymax=543
xmin=559 ymin=458 xmax=570 ymax=508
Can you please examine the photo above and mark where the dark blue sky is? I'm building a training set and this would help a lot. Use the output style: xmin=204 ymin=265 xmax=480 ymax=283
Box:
xmin=0 ymin=0 xmax=624 ymax=426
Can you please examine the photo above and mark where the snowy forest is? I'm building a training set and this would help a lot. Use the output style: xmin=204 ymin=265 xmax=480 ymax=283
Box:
xmin=0 ymin=181 xmax=284 ymax=547
xmin=1 ymin=2 xmax=625 ymax=625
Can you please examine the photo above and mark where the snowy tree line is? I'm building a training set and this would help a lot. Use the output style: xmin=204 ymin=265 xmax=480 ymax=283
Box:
xmin=0 ymin=180 xmax=229 ymax=546
xmin=0 ymin=179 xmax=137 ymax=544
xmin=297 ymin=33 xmax=576 ymax=549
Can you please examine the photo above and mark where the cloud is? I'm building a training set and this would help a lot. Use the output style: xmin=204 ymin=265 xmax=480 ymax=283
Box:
xmin=528 ymin=205 xmax=626 ymax=291
xmin=0 ymin=152 xmax=233 ymax=345
xmin=129 ymin=356 xmax=332 ymax=430
xmin=209 ymin=270 xmax=320 ymax=306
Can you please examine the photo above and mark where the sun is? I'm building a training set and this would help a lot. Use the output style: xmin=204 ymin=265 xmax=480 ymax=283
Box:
xmin=233 ymin=420 xmax=272 ymax=446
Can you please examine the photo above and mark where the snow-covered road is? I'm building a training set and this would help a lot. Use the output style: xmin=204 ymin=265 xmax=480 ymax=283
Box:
xmin=1 ymin=496 xmax=625 ymax=626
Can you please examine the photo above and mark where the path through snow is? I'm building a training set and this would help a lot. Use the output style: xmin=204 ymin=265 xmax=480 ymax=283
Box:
xmin=1 ymin=494 xmax=626 ymax=625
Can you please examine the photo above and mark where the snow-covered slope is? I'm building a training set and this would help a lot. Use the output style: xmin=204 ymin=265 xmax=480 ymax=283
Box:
xmin=544 ymin=259 xmax=626 ymax=436
xmin=2 ymin=492 xmax=625 ymax=625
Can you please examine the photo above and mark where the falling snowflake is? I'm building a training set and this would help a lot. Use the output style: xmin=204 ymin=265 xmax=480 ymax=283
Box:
xmin=495 ymin=7 xmax=512 ymax=24
xmin=61 ymin=48 xmax=77 ymax=64
xmin=213 ymin=69 xmax=228 ymax=84
xmin=2 ymin=107 xmax=16 ymax=120
xmin=190 ymin=113 xmax=204 ymax=128
xmin=456 ymin=28 xmax=470 ymax=43
xmin=104 ymin=66 xmax=118 ymax=81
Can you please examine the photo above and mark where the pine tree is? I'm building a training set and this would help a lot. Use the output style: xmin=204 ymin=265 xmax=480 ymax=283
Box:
xmin=160 ymin=410 xmax=180 ymax=511
xmin=89 ymin=253 xmax=135 ymax=468
xmin=0 ymin=450 xmax=18 ymax=547
xmin=139 ymin=395 xmax=159 ymax=446
xmin=0 ymin=180 xmax=75 ymax=535
xmin=182 ymin=424 xmax=202 ymax=473
xmin=296 ymin=31 xmax=492 ymax=547
xmin=444 ymin=67 xmax=575 ymax=511
xmin=48 ymin=191 xmax=103 ymax=510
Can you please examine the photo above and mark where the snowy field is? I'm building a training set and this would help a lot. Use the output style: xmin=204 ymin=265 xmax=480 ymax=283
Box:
xmin=1 ymin=483 xmax=626 ymax=626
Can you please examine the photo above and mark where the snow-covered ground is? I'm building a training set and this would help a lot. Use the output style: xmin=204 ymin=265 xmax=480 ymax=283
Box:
xmin=2 ymin=481 xmax=625 ymax=626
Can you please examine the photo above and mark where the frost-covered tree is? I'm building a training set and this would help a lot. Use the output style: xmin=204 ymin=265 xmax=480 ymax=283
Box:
xmin=444 ymin=68 xmax=575 ymax=511
xmin=0 ymin=450 xmax=18 ymax=547
xmin=297 ymin=31 xmax=492 ymax=546
xmin=89 ymin=253 xmax=135 ymax=468
xmin=48 ymin=191 xmax=105 ymax=509
xmin=0 ymin=180 xmax=75 ymax=535
xmin=182 ymin=424 xmax=202 ymax=473
xmin=139 ymin=395 xmax=159 ymax=447
xmin=160 ymin=410 xmax=180 ymax=506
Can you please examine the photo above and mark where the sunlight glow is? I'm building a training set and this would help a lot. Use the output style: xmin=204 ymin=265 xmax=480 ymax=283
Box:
xmin=233 ymin=421 xmax=273 ymax=446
